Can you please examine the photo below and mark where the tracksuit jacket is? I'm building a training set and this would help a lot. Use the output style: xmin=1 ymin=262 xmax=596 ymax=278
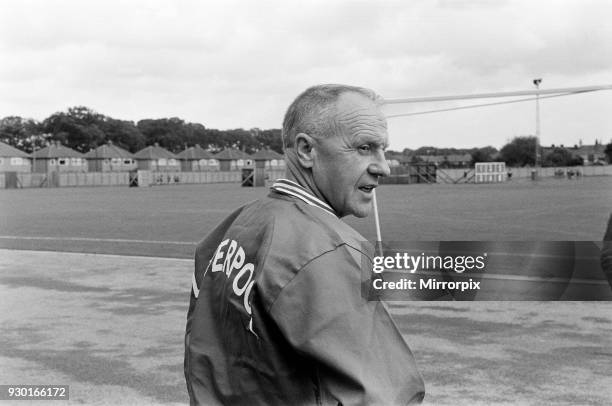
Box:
xmin=184 ymin=179 xmax=425 ymax=405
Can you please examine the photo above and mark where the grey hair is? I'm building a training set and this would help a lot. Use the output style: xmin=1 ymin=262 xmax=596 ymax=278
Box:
xmin=281 ymin=84 xmax=381 ymax=149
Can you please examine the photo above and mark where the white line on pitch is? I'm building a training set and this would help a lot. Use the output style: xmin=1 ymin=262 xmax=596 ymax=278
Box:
xmin=0 ymin=248 xmax=193 ymax=262
xmin=0 ymin=235 xmax=195 ymax=245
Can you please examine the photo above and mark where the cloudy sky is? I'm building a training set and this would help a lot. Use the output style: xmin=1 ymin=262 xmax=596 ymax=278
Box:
xmin=1 ymin=0 xmax=611 ymax=150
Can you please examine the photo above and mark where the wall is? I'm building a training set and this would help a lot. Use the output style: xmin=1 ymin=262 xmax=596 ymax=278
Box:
xmin=0 ymin=158 xmax=31 ymax=173
xmin=436 ymin=165 xmax=612 ymax=183
xmin=1 ymin=169 xmax=286 ymax=188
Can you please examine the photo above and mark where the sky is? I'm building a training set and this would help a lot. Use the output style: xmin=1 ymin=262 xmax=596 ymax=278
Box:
xmin=1 ymin=0 xmax=611 ymax=150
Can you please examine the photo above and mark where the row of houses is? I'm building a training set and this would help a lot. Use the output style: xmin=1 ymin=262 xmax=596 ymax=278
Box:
xmin=0 ymin=141 xmax=285 ymax=173
xmin=385 ymin=143 xmax=609 ymax=168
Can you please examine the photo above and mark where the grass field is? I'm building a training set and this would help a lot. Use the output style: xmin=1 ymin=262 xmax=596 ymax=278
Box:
xmin=1 ymin=178 xmax=612 ymax=405
xmin=1 ymin=176 xmax=611 ymax=257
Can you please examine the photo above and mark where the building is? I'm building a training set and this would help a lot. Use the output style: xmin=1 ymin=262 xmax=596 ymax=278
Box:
xmin=0 ymin=141 xmax=31 ymax=172
xmin=134 ymin=143 xmax=180 ymax=172
xmin=31 ymin=141 xmax=87 ymax=173
xmin=85 ymin=141 xmax=137 ymax=172
xmin=418 ymin=153 xmax=472 ymax=168
xmin=177 ymin=144 xmax=219 ymax=171
xmin=250 ymin=148 xmax=285 ymax=169
xmin=213 ymin=148 xmax=252 ymax=171
xmin=573 ymin=143 xmax=607 ymax=165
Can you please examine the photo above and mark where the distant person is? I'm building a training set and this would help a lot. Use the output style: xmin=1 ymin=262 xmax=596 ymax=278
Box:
xmin=184 ymin=85 xmax=425 ymax=405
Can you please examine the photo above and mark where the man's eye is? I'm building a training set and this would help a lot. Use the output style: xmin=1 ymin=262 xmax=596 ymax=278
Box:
xmin=358 ymin=145 xmax=371 ymax=152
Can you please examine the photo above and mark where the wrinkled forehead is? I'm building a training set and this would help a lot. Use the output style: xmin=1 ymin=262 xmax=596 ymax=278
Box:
xmin=334 ymin=92 xmax=388 ymax=139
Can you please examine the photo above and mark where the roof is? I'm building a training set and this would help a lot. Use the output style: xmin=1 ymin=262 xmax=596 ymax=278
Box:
xmin=84 ymin=142 xmax=134 ymax=159
xmin=250 ymin=148 xmax=284 ymax=160
xmin=574 ymin=144 xmax=606 ymax=155
xmin=0 ymin=141 xmax=31 ymax=158
xmin=32 ymin=142 xmax=83 ymax=158
xmin=418 ymin=155 xmax=445 ymax=163
xmin=446 ymin=153 xmax=472 ymax=163
xmin=133 ymin=144 xmax=177 ymax=160
xmin=177 ymin=145 xmax=215 ymax=160
xmin=213 ymin=148 xmax=250 ymax=160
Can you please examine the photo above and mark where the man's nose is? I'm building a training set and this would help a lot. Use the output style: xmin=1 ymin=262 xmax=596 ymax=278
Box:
xmin=368 ymin=151 xmax=391 ymax=178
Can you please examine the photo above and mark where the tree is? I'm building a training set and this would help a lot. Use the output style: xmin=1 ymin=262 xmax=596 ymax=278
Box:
xmin=99 ymin=118 xmax=145 ymax=153
xmin=499 ymin=136 xmax=537 ymax=167
xmin=42 ymin=106 xmax=106 ymax=152
xmin=605 ymin=142 xmax=612 ymax=163
xmin=254 ymin=128 xmax=283 ymax=153
xmin=137 ymin=118 xmax=191 ymax=153
xmin=470 ymin=146 xmax=498 ymax=165
xmin=542 ymin=147 xmax=583 ymax=167
xmin=0 ymin=116 xmax=47 ymax=152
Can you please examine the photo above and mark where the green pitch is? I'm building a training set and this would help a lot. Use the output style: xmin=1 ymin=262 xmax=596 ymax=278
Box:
xmin=1 ymin=176 xmax=611 ymax=258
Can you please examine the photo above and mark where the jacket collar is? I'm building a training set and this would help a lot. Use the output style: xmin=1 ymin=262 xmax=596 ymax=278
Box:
xmin=270 ymin=179 xmax=337 ymax=217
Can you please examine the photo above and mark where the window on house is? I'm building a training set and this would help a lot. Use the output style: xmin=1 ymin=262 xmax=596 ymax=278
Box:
xmin=123 ymin=159 xmax=132 ymax=165
xmin=158 ymin=158 xmax=167 ymax=166
xmin=58 ymin=158 xmax=67 ymax=165
xmin=10 ymin=157 xmax=23 ymax=165
xmin=236 ymin=159 xmax=244 ymax=166
xmin=111 ymin=158 xmax=121 ymax=165
xmin=168 ymin=159 xmax=176 ymax=165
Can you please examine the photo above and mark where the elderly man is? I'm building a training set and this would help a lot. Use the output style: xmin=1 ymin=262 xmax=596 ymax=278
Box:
xmin=185 ymin=84 xmax=425 ymax=405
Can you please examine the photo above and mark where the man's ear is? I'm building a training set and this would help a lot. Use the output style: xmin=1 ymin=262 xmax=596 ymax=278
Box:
xmin=294 ymin=133 xmax=315 ymax=169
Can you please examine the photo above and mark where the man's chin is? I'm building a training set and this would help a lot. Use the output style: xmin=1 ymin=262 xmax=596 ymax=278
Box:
xmin=348 ymin=205 xmax=372 ymax=219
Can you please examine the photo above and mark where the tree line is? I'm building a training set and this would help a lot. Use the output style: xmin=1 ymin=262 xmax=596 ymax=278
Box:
xmin=0 ymin=106 xmax=283 ymax=155
xmin=1 ymin=107 xmax=610 ymax=166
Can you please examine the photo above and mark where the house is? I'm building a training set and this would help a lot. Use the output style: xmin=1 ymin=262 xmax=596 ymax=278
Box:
xmin=214 ymin=148 xmax=252 ymax=171
xmin=418 ymin=153 xmax=472 ymax=168
xmin=250 ymin=148 xmax=285 ymax=169
xmin=85 ymin=141 xmax=137 ymax=172
xmin=31 ymin=141 xmax=87 ymax=173
xmin=133 ymin=143 xmax=180 ymax=172
xmin=0 ymin=141 xmax=31 ymax=172
xmin=177 ymin=144 xmax=219 ymax=171
xmin=573 ymin=143 xmax=607 ymax=165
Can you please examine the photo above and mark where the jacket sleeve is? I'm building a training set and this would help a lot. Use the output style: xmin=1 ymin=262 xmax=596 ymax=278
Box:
xmin=268 ymin=246 xmax=425 ymax=406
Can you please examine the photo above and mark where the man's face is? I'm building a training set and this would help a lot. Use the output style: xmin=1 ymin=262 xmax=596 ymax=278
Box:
xmin=312 ymin=92 xmax=390 ymax=218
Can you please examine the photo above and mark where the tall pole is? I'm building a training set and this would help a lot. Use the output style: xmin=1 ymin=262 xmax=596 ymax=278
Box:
xmin=533 ymin=78 xmax=542 ymax=170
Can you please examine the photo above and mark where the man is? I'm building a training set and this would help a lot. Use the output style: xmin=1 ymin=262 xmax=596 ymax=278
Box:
xmin=185 ymin=84 xmax=425 ymax=405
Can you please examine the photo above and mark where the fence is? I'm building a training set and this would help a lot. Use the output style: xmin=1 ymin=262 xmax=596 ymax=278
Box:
xmin=436 ymin=165 xmax=612 ymax=183
xmin=0 ymin=169 xmax=288 ymax=189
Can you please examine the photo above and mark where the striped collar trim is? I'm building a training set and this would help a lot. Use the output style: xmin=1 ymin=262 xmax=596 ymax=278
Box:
xmin=270 ymin=179 xmax=337 ymax=217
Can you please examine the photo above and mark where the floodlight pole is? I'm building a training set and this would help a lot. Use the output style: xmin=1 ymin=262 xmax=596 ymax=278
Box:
xmin=533 ymin=78 xmax=542 ymax=173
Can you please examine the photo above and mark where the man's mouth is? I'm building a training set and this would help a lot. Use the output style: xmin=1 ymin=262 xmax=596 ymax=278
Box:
xmin=358 ymin=184 xmax=377 ymax=193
